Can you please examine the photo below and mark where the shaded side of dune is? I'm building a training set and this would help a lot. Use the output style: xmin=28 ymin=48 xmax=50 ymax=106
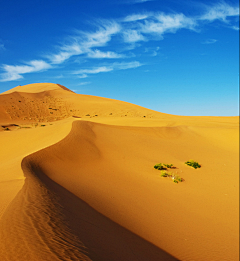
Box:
xmin=0 ymin=149 xmax=178 ymax=261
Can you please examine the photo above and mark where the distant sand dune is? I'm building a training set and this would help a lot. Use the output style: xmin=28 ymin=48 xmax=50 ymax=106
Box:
xmin=0 ymin=83 xmax=73 ymax=94
xmin=0 ymin=83 xmax=238 ymax=261
xmin=0 ymin=83 xmax=171 ymax=125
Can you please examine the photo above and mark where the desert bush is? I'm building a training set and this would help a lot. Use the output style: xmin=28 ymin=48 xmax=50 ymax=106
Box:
xmin=163 ymin=163 xmax=173 ymax=168
xmin=160 ymin=171 xmax=183 ymax=184
xmin=172 ymin=175 xmax=183 ymax=183
xmin=154 ymin=163 xmax=174 ymax=170
xmin=185 ymin=160 xmax=201 ymax=169
xmin=160 ymin=171 xmax=169 ymax=177
xmin=154 ymin=163 xmax=166 ymax=170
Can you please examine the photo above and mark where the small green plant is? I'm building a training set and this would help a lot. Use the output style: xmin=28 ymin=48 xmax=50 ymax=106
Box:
xmin=172 ymin=175 xmax=183 ymax=183
xmin=163 ymin=163 xmax=173 ymax=168
xmin=40 ymin=125 xmax=46 ymax=127
xmin=160 ymin=171 xmax=183 ymax=184
xmin=185 ymin=160 xmax=201 ymax=169
xmin=160 ymin=171 xmax=169 ymax=177
xmin=154 ymin=163 xmax=166 ymax=170
xmin=154 ymin=163 xmax=174 ymax=170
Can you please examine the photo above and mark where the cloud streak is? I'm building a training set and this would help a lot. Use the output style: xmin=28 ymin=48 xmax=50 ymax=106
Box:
xmin=200 ymin=2 xmax=239 ymax=21
xmin=0 ymin=60 xmax=51 ymax=82
xmin=140 ymin=13 xmax=197 ymax=35
xmin=0 ymin=1 xmax=239 ymax=81
xmin=77 ymin=81 xmax=91 ymax=86
xmin=48 ymin=21 xmax=121 ymax=64
xmin=74 ymin=61 xmax=142 ymax=78
xmin=87 ymin=49 xmax=124 ymax=58
xmin=202 ymin=39 xmax=218 ymax=44
xmin=127 ymin=0 xmax=154 ymax=4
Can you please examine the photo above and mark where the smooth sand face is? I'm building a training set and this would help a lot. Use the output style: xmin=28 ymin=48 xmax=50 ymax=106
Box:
xmin=0 ymin=83 xmax=239 ymax=261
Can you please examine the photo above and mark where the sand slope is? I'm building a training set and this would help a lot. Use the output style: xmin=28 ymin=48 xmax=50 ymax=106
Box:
xmin=0 ymin=82 xmax=174 ymax=126
xmin=0 ymin=83 xmax=239 ymax=261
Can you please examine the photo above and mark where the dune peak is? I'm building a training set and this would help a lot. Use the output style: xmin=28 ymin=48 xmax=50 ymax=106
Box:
xmin=1 ymin=83 xmax=74 ymax=95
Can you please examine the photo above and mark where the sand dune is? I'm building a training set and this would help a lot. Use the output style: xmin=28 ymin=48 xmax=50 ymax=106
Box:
xmin=0 ymin=83 xmax=239 ymax=261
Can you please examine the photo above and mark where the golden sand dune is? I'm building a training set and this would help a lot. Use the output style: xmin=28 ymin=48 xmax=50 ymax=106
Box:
xmin=0 ymin=82 xmax=173 ymax=126
xmin=0 ymin=83 xmax=239 ymax=261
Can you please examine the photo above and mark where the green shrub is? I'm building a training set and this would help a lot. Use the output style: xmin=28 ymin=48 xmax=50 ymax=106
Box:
xmin=154 ymin=163 xmax=166 ymax=170
xmin=160 ymin=171 xmax=183 ymax=184
xmin=163 ymin=163 xmax=173 ymax=168
xmin=154 ymin=163 xmax=174 ymax=170
xmin=185 ymin=160 xmax=201 ymax=169
xmin=160 ymin=171 xmax=169 ymax=177
xmin=172 ymin=175 xmax=183 ymax=183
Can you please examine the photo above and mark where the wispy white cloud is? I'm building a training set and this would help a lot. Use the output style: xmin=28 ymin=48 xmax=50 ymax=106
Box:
xmin=87 ymin=49 xmax=124 ymax=58
xmin=83 ymin=20 xmax=121 ymax=48
xmin=77 ymin=81 xmax=91 ymax=86
xmin=230 ymin=25 xmax=239 ymax=30
xmin=121 ymin=2 xmax=238 ymax=45
xmin=74 ymin=61 xmax=142 ymax=78
xmin=145 ymin=46 xmax=160 ymax=56
xmin=229 ymin=25 xmax=239 ymax=31
xmin=0 ymin=2 xmax=238 ymax=82
xmin=78 ymin=74 xmax=88 ymax=79
xmin=49 ymin=43 xmax=83 ymax=64
xmin=202 ymin=39 xmax=218 ymax=44
xmin=124 ymin=13 xmax=150 ymax=22
xmin=200 ymin=2 xmax=239 ymax=22
xmin=113 ymin=61 xmax=142 ymax=70
xmin=0 ymin=60 xmax=51 ymax=82
xmin=48 ymin=21 xmax=121 ymax=64
xmin=123 ymin=30 xmax=145 ymax=43
xmin=140 ymin=13 xmax=197 ymax=35
xmin=121 ymin=12 xmax=198 ymax=46
xmin=75 ymin=66 xmax=113 ymax=75
xmin=128 ymin=0 xmax=154 ymax=3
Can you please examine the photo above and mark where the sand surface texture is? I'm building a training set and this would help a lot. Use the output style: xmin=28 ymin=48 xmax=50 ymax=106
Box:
xmin=0 ymin=83 xmax=239 ymax=261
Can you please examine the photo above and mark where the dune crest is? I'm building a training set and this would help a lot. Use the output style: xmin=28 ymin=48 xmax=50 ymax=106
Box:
xmin=0 ymin=146 xmax=178 ymax=261
xmin=0 ymin=83 xmax=73 ymax=94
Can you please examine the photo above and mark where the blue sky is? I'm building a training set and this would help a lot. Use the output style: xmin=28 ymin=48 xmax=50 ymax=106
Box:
xmin=0 ymin=0 xmax=239 ymax=116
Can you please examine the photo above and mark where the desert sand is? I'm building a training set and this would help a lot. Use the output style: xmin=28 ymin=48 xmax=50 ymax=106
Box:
xmin=0 ymin=83 xmax=238 ymax=261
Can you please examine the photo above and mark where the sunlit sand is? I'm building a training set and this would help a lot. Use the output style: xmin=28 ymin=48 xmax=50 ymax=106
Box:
xmin=0 ymin=83 xmax=238 ymax=261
